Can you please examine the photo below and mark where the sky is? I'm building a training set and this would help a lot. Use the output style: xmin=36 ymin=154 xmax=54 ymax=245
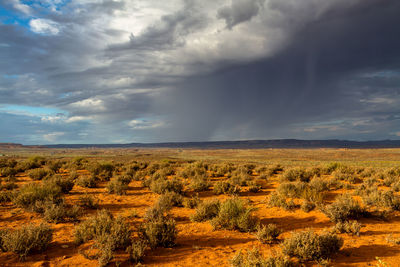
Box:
xmin=0 ymin=0 xmax=400 ymax=144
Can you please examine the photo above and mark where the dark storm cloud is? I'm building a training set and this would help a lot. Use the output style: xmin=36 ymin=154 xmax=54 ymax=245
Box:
xmin=155 ymin=0 xmax=400 ymax=141
xmin=217 ymin=0 xmax=264 ymax=29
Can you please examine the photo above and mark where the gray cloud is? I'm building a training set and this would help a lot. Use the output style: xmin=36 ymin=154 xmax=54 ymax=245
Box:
xmin=0 ymin=0 xmax=400 ymax=144
xmin=217 ymin=0 xmax=264 ymax=29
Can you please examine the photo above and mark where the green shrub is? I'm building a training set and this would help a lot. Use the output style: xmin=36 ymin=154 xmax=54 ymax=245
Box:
xmin=1 ymin=223 xmax=53 ymax=260
xmin=155 ymin=191 xmax=183 ymax=211
xmin=43 ymin=202 xmax=81 ymax=223
xmin=150 ymin=177 xmax=183 ymax=194
xmin=139 ymin=215 xmax=177 ymax=249
xmin=126 ymin=240 xmax=146 ymax=264
xmin=266 ymin=164 xmax=284 ymax=176
xmin=107 ymin=179 xmax=128 ymax=195
xmin=0 ymin=158 xmax=17 ymax=168
xmin=281 ymin=168 xmax=313 ymax=182
xmin=0 ymin=191 xmax=13 ymax=203
xmin=74 ymin=209 xmax=131 ymax=248
xmin=48 ymin=175 xmax=75 ymax=194
xmin=301 ymin=200 xmax=316 ymax=212
xmin=254 ymin=224 xmax=282 ymax=244
xmin=322 ymin=194 xmax=366 ymax=222
xmin=183 ymin=194 xmax=201 ymax=209
xmin=189 ymin=175 xmax=211 ymax=192
xmin=213 ymin=180 xmax=241 ymax=195
xmin=116 ymin=175 xmax=132 ymax=185
xmin=12 ymin=183 xmax=62 ymax=211
xmin=231 ymin=248 xmax=293 ymax=267
xmin=28 ymin=168 xmax=51 ymax=180
xmin=230 ymin=173 xmax=252 ymax=186
xmin=334 ymin=220 xmax=361 ymax=236
xmin=75 ymin=209 xmax=131 ymax=266
xmin=69 ymin=171 xmax=79 ymax=180
xmin=0 ymin=181 xmax=18 ymax=191
xmin=190 ymin=199 xmax=220 ymax=222
xmin=47 ymin=160 xmax=63 ymax=173
xmin=78 ymin=194 xmax=99 ymax=209
xmin=268 ymin=192 xmax=297 ymax=211
xmin=0 ymin=167 xmax=18 ymax=178
xmin=88 ymin=163 xmax=115 ymax=181
xmin=248 ymin=181 xmax=262 ymax=193
xmin=361 ymin=189 xmax=400 ymax=211
xmin=282 ymin=230 xmax=343 ymax=262
xmin=76 ymin=175 xmax=97 ymax=188
xmin=211 ymin=198 xmax=258 ymax=232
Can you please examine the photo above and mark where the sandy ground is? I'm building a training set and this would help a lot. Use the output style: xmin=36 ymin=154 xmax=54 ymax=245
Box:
xmin=1 ymin=149 xmax=400 ymax=266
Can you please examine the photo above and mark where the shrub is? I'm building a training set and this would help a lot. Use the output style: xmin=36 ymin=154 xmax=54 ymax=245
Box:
xmin=12 ymin=183 xmax=62 ymax=211
xmin=0 ymin=191 xmax=13 ymax=203
xmin=248 ymin=181 xmax=262 ymax=193
xmin=43 ymin=202 xmax=81 ymax=223
xmin=69 ymin=171 xmax=79 ymax=180
xmin=322 ymin=194 xmax=366 ymax=222
xmin=361 ymin=189 xmax=400 ymax=211
xmin=139 ymin=215 xmax=177 ymax=249
xmin=268 ymin=192 xmax=297 ymax=211
xmin=78 ymin=194 xmax=99 ymax=209
xmin=150 ymin=177 xmax=183 ymax=194
xmin=1 ymin=223 xmax=53 ymax=260
xmin=281 ymin=168 xmax=313 ymax=183
xmin=47 ymin=160 xmax=63 ymax=173
xmin=74 ymin=209 xmax=131 ymax=247
xmin=282 ymin=230 xmax=343 ymax=262
xmin=76 ymin=175 xmax=97 ymax=188
xmin=48 ymin=175 xmax=75 ymax=194
xmin=254 ymin=224 xmax=282 ymax=244
xmin=75 ymin=210 xmax=131 ymax=265
xmin=0 ymin=167 xmax=18 ymax=178
xmin=0 ymin=182 xmax=18 ymax=191
xmin=189 ymin=175 xmax=211 ymax=192
xmin=116 ymin=175 xmax=132 ymax=185
xmin=28 ymin=168 xmax=51 ymax=180
xmin=230 ymin=173 xmax=252 ymax=186
xmin=88 ymin=163 xmax=115 ymax=181
xmin=190 ymin=199 xmax=220 ymax=222
xmin=183 ymin=194 xmax=201 ymax=209
xmin=231 ymin=248 xmax=293 ymax=267
xmin=211 ymin=198 xmax=258 ymax=232
xmin=334 ymin=220 xmax=361 ymax=236
xmin=265 ymin=164 xmax=284 ymax=176
xmin=213 ymin=180 xmax=241 ymax=195
xmin=301 ymin=200 xmax=316 ymax=212
xmin=276 ymin=183 xmax=299 ymax=198
xmin=155 ymin=191 xmax=183 ymax=211
xmin=107 ymin=179 xmax=128 ymax=195
xmin=126 ymin=240 xmax=146 ymax=264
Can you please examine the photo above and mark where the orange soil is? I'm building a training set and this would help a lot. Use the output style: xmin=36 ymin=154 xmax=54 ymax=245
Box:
xmin=1 ymin=168 xmax=400 ymax=266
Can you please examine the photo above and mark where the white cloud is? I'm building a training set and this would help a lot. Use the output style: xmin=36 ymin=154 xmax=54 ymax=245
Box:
xmin=29 ymin=18 xmax=61 ymax=35
xmin=43 ymin=132 xmax=65 ymax=142
xmin=69 ymin=98 xmax=106 ymax=112
xmin=128 ymin=119 xmax=164 ymax=129
xmin=11 ymin=0 xmax=32 ymax=15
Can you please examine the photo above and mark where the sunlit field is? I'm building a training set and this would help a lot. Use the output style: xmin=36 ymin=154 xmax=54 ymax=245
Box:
xmin=1 ymin=148 xmax=400 ymax=266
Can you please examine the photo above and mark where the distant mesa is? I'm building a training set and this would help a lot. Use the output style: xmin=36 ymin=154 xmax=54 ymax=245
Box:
xmin=0 ymin=143 xmax=24 ymax=148
xmin=36 ymin=139 xmax=400 ymax=149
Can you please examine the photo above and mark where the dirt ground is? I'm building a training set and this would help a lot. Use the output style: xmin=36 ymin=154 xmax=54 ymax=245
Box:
xmin=1 ymin=148 xmax=400 ymax=266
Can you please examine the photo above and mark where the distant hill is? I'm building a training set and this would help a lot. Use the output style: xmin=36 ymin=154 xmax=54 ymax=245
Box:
xmin=39 ymin=139 xmax=400 ymax=149
xmin=0 ymin=143 xmax=24 ymax=148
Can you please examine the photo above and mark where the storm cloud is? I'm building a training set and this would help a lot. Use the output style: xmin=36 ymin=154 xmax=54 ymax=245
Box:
xmin=0 ymin=0 xmax=400 ymax=144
